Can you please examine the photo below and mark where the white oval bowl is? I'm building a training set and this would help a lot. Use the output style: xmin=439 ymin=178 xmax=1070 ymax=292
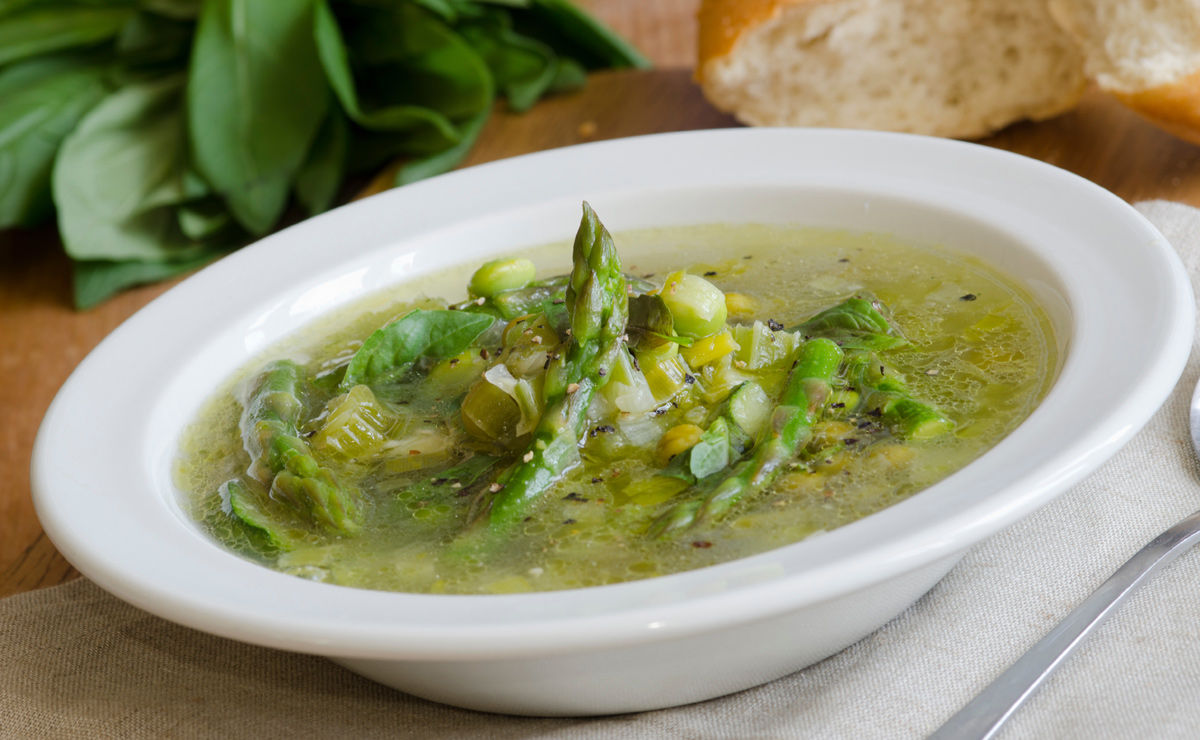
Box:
xmin=32 ymin=129 xmax=1193 ymax=716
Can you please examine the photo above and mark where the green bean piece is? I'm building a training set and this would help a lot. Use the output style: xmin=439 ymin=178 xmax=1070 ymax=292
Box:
xmin=241 ymin=360 xmax=363 ymax=535
xmin=485 ymin=202 xmax=629 ymax=530
xmin=469 ymin=257 xmax=537 ymax=298
xmin=650 ymin=338 xmax=844 ymax=536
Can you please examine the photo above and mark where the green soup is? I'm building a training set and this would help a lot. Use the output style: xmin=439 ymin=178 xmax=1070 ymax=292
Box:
xmin=177 ymin=218 xmax=1058 ymax=594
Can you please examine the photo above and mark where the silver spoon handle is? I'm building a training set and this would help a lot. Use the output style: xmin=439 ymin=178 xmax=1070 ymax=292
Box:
xmin=928 ymin=508 xmax=1200 ymax=740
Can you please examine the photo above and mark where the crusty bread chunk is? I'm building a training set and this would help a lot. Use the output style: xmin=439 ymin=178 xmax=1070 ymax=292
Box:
xmin=1049 ymin=0 xmax=1200 ymax=145
xmin=697 ymin=0 xmax=1087 ymax=139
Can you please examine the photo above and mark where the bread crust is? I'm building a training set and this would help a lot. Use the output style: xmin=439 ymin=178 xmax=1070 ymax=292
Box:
xmin=696 ymin=0 xmax=784 ymax=80
xmin=1116 ymin=68 xmax=1200 ymax=146
xmin=697 ymin=0 xmax=1086 ymax=138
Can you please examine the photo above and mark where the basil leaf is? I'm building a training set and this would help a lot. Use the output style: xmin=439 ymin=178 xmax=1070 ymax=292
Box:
xmin=294 ymin=107 xmax=348 ymax=216
xmin=341 ymin=309 xmax=496 ymax=391
xmin=73 ymin=249 xmax=223 ymax=309
xmin=627 ymin=294 xmax=691 ymax=351
xmin=515 ymin=0 xmax=650 ymax=70
xmin=114 ymin=10 xmax=192 ymax=69
xmin=188 ymin=0 xmax=329 ymax=235
xmin=341 ymin=1 xmax=492 ymax=120
xmin=142 ymin=0 xmax=202 ymax=20
xmin=315 ymin=0 xmax=491 ymax=157
xmin=689 ymin=418 xmax=731 ymax=480
xmin=0 ymin=56 xmax=110 ymax=228
xmin=54 ymin=76 xmax=206 ymax=262
xmin=412 ymin=0 xmax=456 ymax=22
xmin=0 ymin=5 xmax=134 ymax=67
xmin=314 ymin=0 xmax=456 ymax=149
xmin=459 ymin=9 xmax=556 ymax=112
xmin=547 ymin=55 xmax=585 ymax=94
xmin=177 ymin=197 xmax=231 ymax=240
xmin=393 ymin=100 xmax=489 ymax=186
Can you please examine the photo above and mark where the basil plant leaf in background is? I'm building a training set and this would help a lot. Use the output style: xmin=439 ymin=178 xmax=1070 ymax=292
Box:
xmin=188 ymin=0 xmax=329 ymax=234
xmin=54 ymin=75 xmax=239 ymax=306
xmin=0 ymin=0 xmax=648 ymax=309
xmin=0 ymin=56 xmax=111 ymax=228
xmin=0 ymin=5 xmax=135 ymax=68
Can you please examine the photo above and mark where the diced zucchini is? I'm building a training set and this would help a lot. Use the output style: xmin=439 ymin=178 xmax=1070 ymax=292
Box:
xmin=461 ymin=375 xmax=521 ymax=442
xmin=732 ymin=321 xmax=800 ymax=370
xmin=427 ymin=350 xmax=488 ymax=391
xmin=312 ymin=384 xmax=399 ymax=458
xmin=725 ymin=381 xmax=771 ymax=439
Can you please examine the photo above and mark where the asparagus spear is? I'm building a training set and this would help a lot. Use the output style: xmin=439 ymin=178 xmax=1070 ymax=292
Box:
xmin=791 ymin=296 xmax=909 ymax=351
xmin=485 ymin=202 xmax=629 ymax=530
xmin=221 ymin=478 xmax=303 ymax=551
xmin=843 ymin=350 xmax=954 ymax=440
xmin=650 ymin=338 xmax=844 ymax=535
xmin=450 ymin=272 xmax=652 ymax=331
xmin=241 ymin=360 xmax=363 ymax=535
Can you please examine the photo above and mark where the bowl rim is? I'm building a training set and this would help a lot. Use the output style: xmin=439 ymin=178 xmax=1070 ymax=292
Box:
xmin=32 ymin=128 xmax=1194 ymax=661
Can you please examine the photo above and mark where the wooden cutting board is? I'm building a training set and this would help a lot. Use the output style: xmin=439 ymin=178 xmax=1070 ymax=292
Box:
xmin=3 ymin=68 xmax=1199 ymax=598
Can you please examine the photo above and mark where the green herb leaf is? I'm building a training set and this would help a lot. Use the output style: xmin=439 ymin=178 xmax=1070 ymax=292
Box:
xmin=341 ymin=309 xmax=496 ymax=390
xmin=0 ymin=5 xmax=134 ymax=67
xmin=460 ymin=9 xmax=556 ymax=112
xmin=294 ymin=107 xmax=348 ymax=216
xmin=142 ymin=0 xmax=202 ymax=20
xmin=72 ymin=248 xmax=223 ymax=309
xmin=517 ymin=0 xmax=650 ymax=70
xmin=689 ymin=418 xmax=731 ymax=480
xmin=627 ymin=294 xmax=692 ymax=352
xmin=114 ymin=10 xmax=193 ymax=70
xmin=54 ymin=76 xmax=203 ymax=261
xmin=393 ymin=100 xmax=489 ymax=186
xmin=177 ymin=197 xmax=231 ymax=240
xmin=314 ymin=0 xmax=456 ymax=150
xmin=318 ymin=0 xmax=505 ymax=184
xmin=188 ymin=0 xmax=329 ymax=235
xmin=0 ymin=56 xmax=110 ymax=228
xmin=547 ymin=55 xmax=585 ymax=93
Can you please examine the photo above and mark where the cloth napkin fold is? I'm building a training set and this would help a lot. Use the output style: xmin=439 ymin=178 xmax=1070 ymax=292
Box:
xmin=4 ymin=201 xmax=1200 ymax=740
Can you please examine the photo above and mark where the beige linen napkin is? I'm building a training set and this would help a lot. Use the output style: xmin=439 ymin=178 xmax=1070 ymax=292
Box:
xmin=4 ymin=201 xmax=1200 ymax=740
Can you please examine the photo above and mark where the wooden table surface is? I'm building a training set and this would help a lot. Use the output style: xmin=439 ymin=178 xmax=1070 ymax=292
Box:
xmin=4 ymin=0 xmax=1200 ymax=599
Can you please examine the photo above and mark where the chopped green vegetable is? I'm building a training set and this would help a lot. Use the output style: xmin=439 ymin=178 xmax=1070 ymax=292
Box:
xmin=240 ymin=360 xmax=363 ymax=535
xmin=178 ymin=212 xmax=1057 ymax=594
xmin=470 ymin=257 xmax=537 ymax=297
xmin=484 ymin=201 xmax=628 ymax=530
xmin=651 ymin=338 xmax=845 ymax=535
xmin=340 ymin=309 xmax=496 ymax=391
xmin=659 ymin=271 xmax=728 ymax=339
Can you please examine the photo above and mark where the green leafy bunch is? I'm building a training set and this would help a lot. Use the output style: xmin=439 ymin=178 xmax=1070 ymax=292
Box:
xmin=0 ymin=0 xmax=648 ymax=308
